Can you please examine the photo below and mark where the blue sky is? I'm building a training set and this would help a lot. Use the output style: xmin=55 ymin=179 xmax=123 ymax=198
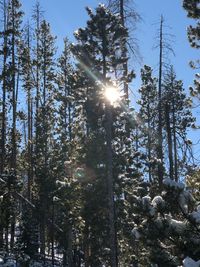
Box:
xmin=20 ymin=0 xmax=198 ymax=91
xmin=20 ymin=0 xmax=200 ymax=159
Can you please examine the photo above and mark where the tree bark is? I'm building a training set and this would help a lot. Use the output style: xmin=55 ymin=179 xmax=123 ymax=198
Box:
xmin=165 ymin=102 xmax=174 ymax=180
xmin=172 ymin=100 xmax=178 ymax=181
xmin=157 ymin=15 xmax=164 ymax=189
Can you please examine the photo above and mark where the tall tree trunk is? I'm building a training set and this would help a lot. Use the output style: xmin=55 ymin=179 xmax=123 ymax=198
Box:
xmin=11 ymin=0 xmax=16 ymax=174
xmin=119 ymin=0 xmax=131 ymax=138
xmin=33 ymin=3 xmax=42 ymax=253
xmin=35 ymin=2 xmax=41 ymax=152
xmin=119 ymin=0 xmax=128 ymax=101
xmin=0 ymin=0 xmax=8 ymax=249
xmin=26 ymin=24 xmax=33 ymax=200
xmin=10 ymin=0 xmax=17 ymax=251
xmin=172 ymin=101 xmax=178 ymax=181
xmin=0 ymin=0 xmax=8 ymax=175
xmin=105 ymin=103 xmax=118 ymax=267
xmin=157 ymin=15 xmax=164 ymax=189
xmin=40 ymin=54 xmax=47 ymax=259
xmin=165 ymin=102 xmax=174 ymax=180
xmin=147 ymin=98 xmax=152 ymax=183
xmin=102 ymin=22 xmax=118 ymax=267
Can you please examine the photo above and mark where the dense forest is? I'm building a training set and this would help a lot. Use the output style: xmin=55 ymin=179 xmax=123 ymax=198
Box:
xmin=0 ymin=0 xmax=200 ymax=266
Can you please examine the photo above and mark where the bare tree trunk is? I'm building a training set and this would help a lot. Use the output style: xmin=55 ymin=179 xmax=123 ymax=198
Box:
xmin=119 ymin=0 xmax=128 ymax=101
xmin=157 ymin=15 xmax=164 ymax=189
xmin=26 ymin=24 xmax=33 ymax=200
xmin=10 ymin=0 xmax=17 ymax=251
xmin=34 ymin=2 xmax=42 ymax=151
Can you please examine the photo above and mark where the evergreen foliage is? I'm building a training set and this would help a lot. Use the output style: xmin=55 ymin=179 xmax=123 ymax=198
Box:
xmin=0 ymin=1 xmax=199 ymax=267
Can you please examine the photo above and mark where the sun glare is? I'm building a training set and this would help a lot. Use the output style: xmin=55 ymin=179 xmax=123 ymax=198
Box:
xmin=105 ymin=86 xmax=120 ymax=105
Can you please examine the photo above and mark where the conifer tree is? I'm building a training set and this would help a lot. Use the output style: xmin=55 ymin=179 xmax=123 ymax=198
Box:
xmin=72 ymin=5 xmax=126 ymax=265
xmin=53 ymin=38 xmax=83 ymax=267
xmin=72 ymin=5 xmax=141 ymax=266
xmin=162 ymin=67 xmax=195 ymax=181
xmin=131 ymin=178 xmax=200 ymax=266
xmin=137 ymin=65 xmax=158 ymax=183
xmin=34 ymin=19 xmax=56 ymax=258
xmin=0 ymin=0 xmax=9 ymax=249
xmin=183 ymin=0 xmax=200 ymax=101
xmin=1 ymin=0 xmax=24 ymax=251
xmin=20 ymin=23 xmax=34 ymax=199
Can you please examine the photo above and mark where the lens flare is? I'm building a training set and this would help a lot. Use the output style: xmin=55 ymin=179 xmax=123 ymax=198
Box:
xmin=105 ymin=86 xmax=120 ymax=105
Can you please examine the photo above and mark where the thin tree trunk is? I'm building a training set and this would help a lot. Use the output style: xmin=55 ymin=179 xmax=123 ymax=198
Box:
xmin=119 ymin=0 xmax=128 ymax=101
xmin=51 ymin=198 xmax=55 ymax=266
xmin=0 ymin=0 xmax=8 ymax=175
xmin=26 ymin=24 xmax=33 ymax=200
xmin=40 ymin=55 xmax=47 ymax=260
xmin=83 ymin=224 xmax=90 ymax=267
xmin=165 ymin=102 xmax=174 ymax=180
xmin=147 ymin=98 xmax=152 ymax=183
xmin=119 ymin=0 xmax=131 ymax=138
xmin=157 ymin=15 xmax=164 ymax=189
xmin=135 ymin=122 xmax=140 ymax=168
xmin=10 ymin=0 xmax=17 ymax=250
xmin=23 ymin=121 xmax=27 ymax=145
xmin=67 ymin=226 xmax=73 ymax=267
xmin=0 ymin=0 xmax=8 ymax=249
xmin=40 ymin=212 xmax=46 ymax=258
xmin=172 ymin=101 xmax=178 ymax=181
xmin=35 ymin=2 xmax=41 ymax=152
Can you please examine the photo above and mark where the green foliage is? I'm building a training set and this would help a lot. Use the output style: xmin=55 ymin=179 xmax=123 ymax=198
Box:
xmin=0 ymin=1 xmax=199 ymax=267
xmin=183 ymin=0 xmax=200 ymax=98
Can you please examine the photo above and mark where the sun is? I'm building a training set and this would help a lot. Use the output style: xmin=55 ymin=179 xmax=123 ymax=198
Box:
xmin=105 ymin=86 xmax=120 ymax=105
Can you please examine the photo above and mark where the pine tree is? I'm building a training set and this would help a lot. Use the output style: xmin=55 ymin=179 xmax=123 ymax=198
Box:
xmin=72 ymin=5 xmax=141 ymax=266
xmin=162 ymin=67 xmax=195 ymax=181
xmin=0 ymin=0 xmax=10 ymax=250
xmin=33 ymin=19 xmax=56 ymax=259
xmin=137 ymin=65 xmax=158 ymax=183
xmin=72 ymin=5 xmax=123 ymax=264
xmin=32 ymin=1 xmax=44 ymax=150
xmin=53 ymin=38 xmax=83 ymax=267
xmin=183 ymin=0 xmax=200 ymax=49
xmin=131 ymin=177 xmax=200 ymax=266
xmin=183 ymin=0 xmax=200 ymax=101
xmin=20 ymin=23 xmax=34 ymax=200
xmin=0 ymin=0 xmax=24 ymax=251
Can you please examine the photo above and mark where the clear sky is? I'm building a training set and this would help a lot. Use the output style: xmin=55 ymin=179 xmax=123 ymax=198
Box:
xmin=20 ymin=0 xmax=200 ymax=159
xmin=20 ymin=0 xmax=198 ymax=92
